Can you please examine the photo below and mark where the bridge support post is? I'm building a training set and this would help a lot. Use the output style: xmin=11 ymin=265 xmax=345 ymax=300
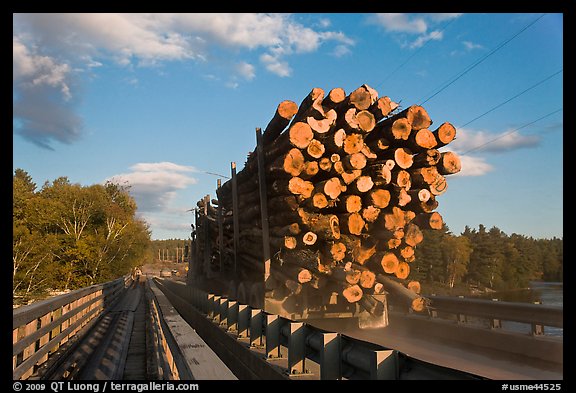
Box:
xmin=237 ymin=304 xmax=249 ymax=339
xmin=265 ymin=314 xmax=282 ymax=359
xmin=369 ymin=350 xmax=398 ymax=380
xmin=319 ymin=332 xmax=341 ymax=380
xmin=250 ymin=309 xmax=264 ymax=348
xmin=207 ymin=294 xmax=215 ymax=320
xmin=287 ymin=322 xmax=307 ymax=375
xmin=219 ymin=298 xmax=228 ymax=328
xmin=212 ymin=295 xmax=222 ymax=324
xmin=227 ymin=300 xmax=238 ymax=333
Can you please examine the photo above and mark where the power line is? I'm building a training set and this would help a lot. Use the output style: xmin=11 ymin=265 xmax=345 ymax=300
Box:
xmin=374 ymin=17 xmax=459 ymax=91
xmin=461 ymin=107 xmax=563 ymax=155
xmin=418 ymin=13 xmax=547 ymax=106
xmin=457 ymin=68 xmax=563 ymax=129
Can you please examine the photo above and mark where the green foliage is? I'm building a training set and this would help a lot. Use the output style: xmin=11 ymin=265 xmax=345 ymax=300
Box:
xmin=414 ymin=223 xmax=562 ymax=293
xmin=13 ymin=169 xmax=152 ymax=304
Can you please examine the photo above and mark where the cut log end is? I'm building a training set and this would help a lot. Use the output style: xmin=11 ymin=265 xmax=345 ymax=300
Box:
xmin=342 ymin=284 xmax=364 ymax=303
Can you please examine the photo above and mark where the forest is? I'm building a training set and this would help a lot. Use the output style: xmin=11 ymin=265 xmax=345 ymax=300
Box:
xmin=13 ymin=169 xmax=152 ymax=305
xmin=13 ymin=169 xmax=562 ymax=304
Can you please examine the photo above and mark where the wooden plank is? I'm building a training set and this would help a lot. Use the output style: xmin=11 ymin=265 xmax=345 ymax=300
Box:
xmin=149 ymin=282 xmax=237 ymax=380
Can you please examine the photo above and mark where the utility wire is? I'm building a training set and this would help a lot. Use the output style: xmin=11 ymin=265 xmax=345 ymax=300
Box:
xmin=374 ymin=17 xmax=459 ymax=91
xmin=418 ymin=13 xmax=547 ymax=106
xmin=461 ymin=107 xmax=563 ymax=155
xmin=457 ymin=68 xmax=563 ymax=129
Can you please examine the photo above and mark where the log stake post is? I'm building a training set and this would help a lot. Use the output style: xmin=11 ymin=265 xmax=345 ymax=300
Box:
xmin=231 ymin=162 xmax=239 ymax=275
xmin=203 ymin=195 xmax=212 ymax=278
xmin=217 ymin=178 xmax=224 ymax=273
xmin=256 ymin=128 xmax=273 ymax=295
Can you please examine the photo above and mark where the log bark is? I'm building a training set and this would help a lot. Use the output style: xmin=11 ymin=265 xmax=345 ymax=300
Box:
xmin=262 ymin=100 xmax=299 ymax=146
xmin=376 ymin=273 xmax=426 ymax=312
xmin=323 ymin=128 xmax=347 ymax=153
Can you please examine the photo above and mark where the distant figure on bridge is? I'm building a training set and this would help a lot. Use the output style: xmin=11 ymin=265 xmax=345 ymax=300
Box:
xmin=132 ymin=267 xmax=142 ymax=283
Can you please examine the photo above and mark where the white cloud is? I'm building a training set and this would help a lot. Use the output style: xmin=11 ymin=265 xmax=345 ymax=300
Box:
xmin=13 ymin=13 xmax=355 ymax=148
xmin=410 ymin=30 xmax=443 ymax=49
xmin=451 ymin=154 xmax=493 ymax=177
xmin=236 ymin=61 xmax=255 ymax=80
xmin=463 ymin=41 xmax=484 ymax=51
xmin=429 ymin=13 xmax=463 ymax=22
xmin=260 ymin=53 xmax=291 ymax=77
xmin=106 ymin=162 xmax=198 ymax=212
xmin=13 ymin=37 xmax=82 ymax=149
xmin=450 ymin=127 xmax=540 ymax=153
xmin=332 ymin=44 xmax=352 ymax=57
xmin=13 ymin=37 xmax=72 ymax=99
xmin=368 ymin=13 xmax=462 ymax=49
xmin=371 ymin=14 xmax=428 ymax=34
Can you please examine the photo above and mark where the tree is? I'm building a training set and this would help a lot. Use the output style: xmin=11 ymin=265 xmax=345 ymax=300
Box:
xmin=442 ymin=235 xmax=472 ymax=289
xmin=13 ymin=169 xmax=152 ymax=302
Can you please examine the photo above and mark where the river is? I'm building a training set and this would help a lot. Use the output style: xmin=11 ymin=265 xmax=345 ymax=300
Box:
xmin=475 ymin=281 xmax=563 ymax=337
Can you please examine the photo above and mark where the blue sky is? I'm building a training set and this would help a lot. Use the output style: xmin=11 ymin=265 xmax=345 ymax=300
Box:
xmin=13 ymin=13 xmax=563 ymax=240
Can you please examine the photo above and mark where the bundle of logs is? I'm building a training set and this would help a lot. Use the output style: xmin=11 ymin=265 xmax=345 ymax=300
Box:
xmin=196 ymin=84 xmax=461 ymax=316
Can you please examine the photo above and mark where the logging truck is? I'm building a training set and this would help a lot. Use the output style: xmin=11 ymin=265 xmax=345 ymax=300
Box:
xmin=186 ymin=84 xmax=460 ymax=329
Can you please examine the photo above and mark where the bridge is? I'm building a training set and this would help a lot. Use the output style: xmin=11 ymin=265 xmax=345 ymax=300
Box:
xmin=13 ymin=269 xmax=563 ymax=381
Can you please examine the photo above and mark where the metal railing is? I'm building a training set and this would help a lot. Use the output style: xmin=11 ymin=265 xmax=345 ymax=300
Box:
xmin=426 ymin=295 xmax=563 ymax=335
xmin=155 ymin=279 xmax=482 ymax=380
xmin=12 ymin=275 xmax=132 ymax=380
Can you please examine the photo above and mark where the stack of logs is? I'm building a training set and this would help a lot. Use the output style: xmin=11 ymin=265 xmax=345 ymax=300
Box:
xmin=197 ymin=84 xmax=461 ymax=315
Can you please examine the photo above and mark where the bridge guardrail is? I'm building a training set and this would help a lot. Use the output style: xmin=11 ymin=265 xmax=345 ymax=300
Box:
xmin=12 ymin=275 xmax=132 ymax=380
xmin=426 ymin=295 xmax=563 ymax=335
xmin=155 ymin=278 xmax=483 ymax=380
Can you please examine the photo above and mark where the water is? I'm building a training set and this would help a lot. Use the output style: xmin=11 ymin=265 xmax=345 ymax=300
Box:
xmin=476 ymin=281 xmax=563 ymax=337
